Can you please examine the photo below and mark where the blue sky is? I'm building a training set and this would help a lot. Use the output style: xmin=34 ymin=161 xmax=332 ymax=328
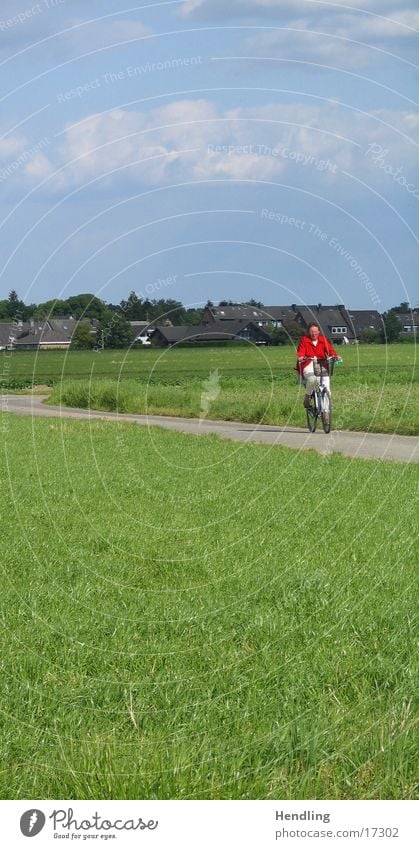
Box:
xmin=0 ymin=0 xmax=417 ymax=310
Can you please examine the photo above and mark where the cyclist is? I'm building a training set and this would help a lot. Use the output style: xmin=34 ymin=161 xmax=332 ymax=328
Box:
xmin=296 ymin=322 xmax=341 ymax=419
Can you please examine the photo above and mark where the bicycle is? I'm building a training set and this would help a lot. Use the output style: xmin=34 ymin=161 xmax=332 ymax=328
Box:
xmin=301 ymin=355 xmax=339 ymax=434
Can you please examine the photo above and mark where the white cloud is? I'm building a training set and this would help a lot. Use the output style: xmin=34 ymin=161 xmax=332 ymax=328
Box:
xmin=242 ymin=27 xmax=373 ymax=70
xmin=0 ymin=9 xmax=151 ymax=58
xmin=20 ymin=100 xmax=417 ymax=194
xmin=0 ymin=130 xmax=28 ymax=162
xmin=239 ymin=6 xmax=419 ymax=70
xmin=179 ymin=0 xmax=405 ymax=19
xmin=324 ymin=9 xmax=419 ymax=38
xmin=179 ymin=1 xmax=417 ymax=68
xmin=0 ymin=128 xmax=54 ymax=187
xmin=24 ymin=151 xmax=55 ymax=180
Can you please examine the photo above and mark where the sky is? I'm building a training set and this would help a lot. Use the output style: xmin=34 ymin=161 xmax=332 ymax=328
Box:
xmin=0 ymin=0 xmax=417 ymax=311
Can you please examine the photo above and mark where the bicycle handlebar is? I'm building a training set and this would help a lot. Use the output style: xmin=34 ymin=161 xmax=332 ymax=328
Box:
xmin=299 ymin=355 xmax=340 ymax=362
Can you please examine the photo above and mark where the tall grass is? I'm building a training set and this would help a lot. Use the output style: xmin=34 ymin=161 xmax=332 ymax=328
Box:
xmin=49 ymin=372 xmax=419 ymax=435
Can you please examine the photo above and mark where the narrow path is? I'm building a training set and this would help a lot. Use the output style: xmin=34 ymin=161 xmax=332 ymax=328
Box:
xmin=1 ymin=394 xmax=418 ymax=463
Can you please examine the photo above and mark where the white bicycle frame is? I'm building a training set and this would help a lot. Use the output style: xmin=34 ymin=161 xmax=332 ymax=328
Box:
xmin=302 ymin=355 xmax=334 ymax=414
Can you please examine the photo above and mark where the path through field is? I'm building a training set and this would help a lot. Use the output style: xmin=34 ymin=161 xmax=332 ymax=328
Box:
xmin=2 ymin=395 xmax=418 ymax=463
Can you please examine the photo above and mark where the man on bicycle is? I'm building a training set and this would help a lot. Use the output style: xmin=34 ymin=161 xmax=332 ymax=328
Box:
xmin=296 ymin=322 xmax=341 ymax=418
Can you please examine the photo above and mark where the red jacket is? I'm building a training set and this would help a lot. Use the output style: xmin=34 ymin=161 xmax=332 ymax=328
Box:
xmin=296 ymin=334 xmax=338 ymax=376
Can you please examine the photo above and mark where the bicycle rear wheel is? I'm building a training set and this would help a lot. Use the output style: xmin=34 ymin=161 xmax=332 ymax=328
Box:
xmin=321 ymin=389 xmax=332 ymax=434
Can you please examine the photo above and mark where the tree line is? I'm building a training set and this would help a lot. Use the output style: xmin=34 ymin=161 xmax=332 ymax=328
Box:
xmin=0 ymin=290 xmax=195 ymax=324
xmin=0 ymin=291 xmax=415 ymax=347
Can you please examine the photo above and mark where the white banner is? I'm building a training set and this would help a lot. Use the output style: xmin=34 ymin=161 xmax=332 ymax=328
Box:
xmin=0 ymin=800 xmax=416 ymax=848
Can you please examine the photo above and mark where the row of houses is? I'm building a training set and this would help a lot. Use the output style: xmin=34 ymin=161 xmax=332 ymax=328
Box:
xmin=0 ymin=306 xmax=417 ymax=351
xmin=143 ymin=304 xmax=418 ymax=347
xmin=200 ymin=304 xmax=384 ymax=344
xmin=0 ymin=317 xmax=85 ymax=351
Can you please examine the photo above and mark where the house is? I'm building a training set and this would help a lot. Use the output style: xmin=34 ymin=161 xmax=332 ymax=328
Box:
xmin=199 ymin=303 xmax=390 ymax=342
xmin=150 ymin=321 xmax=272 ymax=347
xmin=345 ymin=310 xmax=383 ymax=339
xmin=129 ymin=321 xmax=156 ymax=345
xmin=263 ymin=306 xmax=299 ymax=327
xmin=293 ymin=305 xmax=356 ymax=344
xmin=202 ymin=304 xmax=268 ymax=324
xmin=0 ymin=322 xmax=22 ymax=351
xmin=12 ymin=318 xmax=79 ymax=350
xmin=129 ymin=320 xmax=168 ymax=343
xmin=201 ymin=304 xmax=297 ymax=328
xmin=396 ymin=311 xmax=419 ymax=336
xmin=129 ymin=319 xmax=173 ymax=343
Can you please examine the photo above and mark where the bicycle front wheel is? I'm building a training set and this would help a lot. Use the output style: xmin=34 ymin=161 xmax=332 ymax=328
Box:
xmin=306 ymin=395 xmax=318 ymax=433
xmin=321 ymin=389 xmax=332 ymax=434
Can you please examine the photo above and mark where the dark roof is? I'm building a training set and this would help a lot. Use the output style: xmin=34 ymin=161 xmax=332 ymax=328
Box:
xmin=130 ymin=321 xmax=158 ymax=337
xmin=297 ymin=305 xmax=347 ymax=320
xmin=0 ymin=322 xmax=20 ymax=348
xmin=296 ymin=305 xmax=354 ymax=336
xmin=14 ymin=330 xmax=72 ymax=346
xmin=263 ymin=306 xmax=298 ymax=321
xmin=205 ymin=304 xmax=302 ymax=323
xmin=396 ymin=312 xmax=419 ymax=327
xmin=39 ymin=330 xmax=74 ymax=343
xmin=13 ymin=318 xmax=76 ymax=346
xmin=48 ymin=318 xmax=77 ymax=334
xmin=346 ymin=310 xmax=383 ymax=332
xmin=206 ymin=305 xmax=268 ymax=321
xmin=153 ymin=321 xmax=272 ymax=343
xmin=130 ymin=319 xmax=172 ymax=329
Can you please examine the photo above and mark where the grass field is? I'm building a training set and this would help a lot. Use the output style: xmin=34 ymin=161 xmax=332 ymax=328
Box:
xmin=1 ymin=344 xmax=416 ymax=434
xmin=0 ymin=413 xmax=417 ymax=799
xmin=42 ymin=344 xmax=418 ymax=435
xmin=1 ymin=342 xmax=416 ymax=383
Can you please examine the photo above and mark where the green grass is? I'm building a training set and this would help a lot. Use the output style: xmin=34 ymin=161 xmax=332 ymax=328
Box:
xmin=1 ymin=343 xmax=416 ymax=383
xmin=2 ymin=344 xmax=416 ymax=434
xmin=0 ymin=414 xmax=417 ymax=799
xmin=49 ymin=372 xmax=418 ymax=435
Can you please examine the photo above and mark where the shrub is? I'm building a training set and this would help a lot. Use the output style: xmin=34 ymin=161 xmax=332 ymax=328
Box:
xmin=359 ymin=328 xmax=379 ymax=344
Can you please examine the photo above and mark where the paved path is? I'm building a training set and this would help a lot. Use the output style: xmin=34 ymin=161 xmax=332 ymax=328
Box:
xmin=1 ymin=394 xmax=418 ymax=463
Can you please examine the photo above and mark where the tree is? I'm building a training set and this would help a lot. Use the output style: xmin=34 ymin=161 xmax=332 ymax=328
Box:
xmin=270 ymin=327 xmax=289 ymax=345
xmin=245 ymin=299 xmax=264 ymax=308
xmin=71 ymin=321 xmax=94 ymax=349
xmin=282 ymin=320 xmax=303 ymax=343
xmin=5 ymin=290 xmax=28 ymax=320
xmin=66 ymin=294 xmax=107 ymax=320
xmin=184 ymin=308 xmax=203 ymax=326
xmin=0 ymin=295 xmax=33 ymax=320
xmin=390 ymin=302 xmax=410 ymax=313
xmin=98 ymin=313 xmax=134 ymax=348
xmin=152 ymin=299 xmax=185 ymax=324
xmin=136 ymin=298 xmax=185 ymax=325
xmin=360 ymin=327 xmax=379 ymax=344
xmin=34 ymin=299 xmax=71 ymax=319
xmin=119 ymin=291 xmax=144 ymax=320
xmin=381 ymin=311 xmax=402 ymax=343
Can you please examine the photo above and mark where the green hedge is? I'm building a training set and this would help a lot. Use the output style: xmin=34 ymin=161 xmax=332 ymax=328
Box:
xmin=0 ymin=378 xmax=54 ymax=390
